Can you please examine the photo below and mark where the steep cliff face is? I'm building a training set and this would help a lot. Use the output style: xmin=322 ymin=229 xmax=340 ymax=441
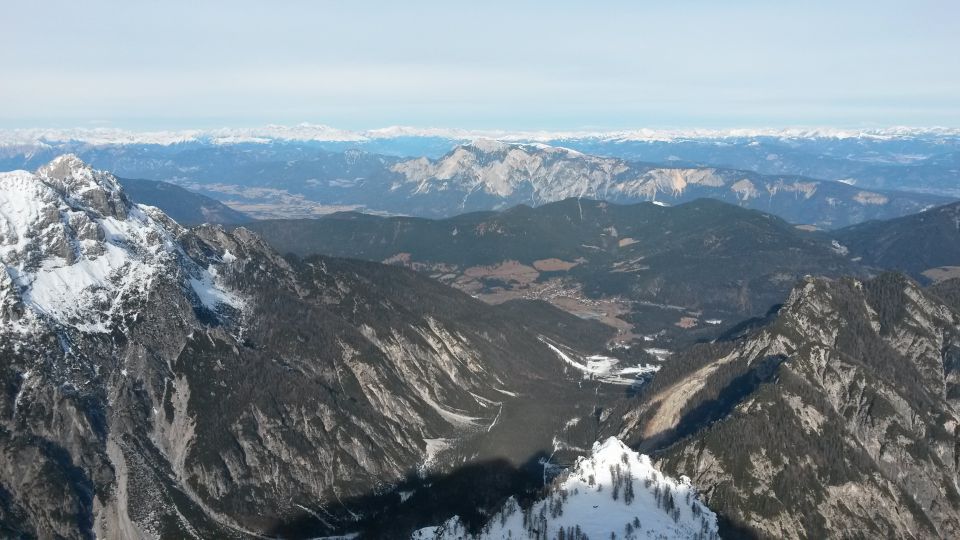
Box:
xmin=388 ymin=142 xmax=945 ymax=227
xmin=615 ymin=274 xmax=960 ymax=539
xmin=0 ymin=157 xmax=611 ymax=538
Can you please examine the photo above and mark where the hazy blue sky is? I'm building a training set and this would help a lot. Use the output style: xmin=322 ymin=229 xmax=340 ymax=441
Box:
xmin=2 ymin=0 xmax=958 ymax=129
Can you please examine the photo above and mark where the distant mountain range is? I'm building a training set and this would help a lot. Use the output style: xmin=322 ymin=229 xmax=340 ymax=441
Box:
xmin=2 ymin=137 xmax=951 ymax=227
xmin=3 ymin=124 xmax=958 ymax=146
xmin=384 ymin=141 xmax=948 ymax=226
xmin=3 ymin=123 xmax=957 ymax=196
xmin=559 ymin=133 xmax=960 ymax=196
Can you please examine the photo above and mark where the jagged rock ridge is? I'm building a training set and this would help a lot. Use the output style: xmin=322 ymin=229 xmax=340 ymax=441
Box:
xmin=615 ymin=274 xmax=960 ymax=539
xmin=0 ymin=156 xmax=615 ymax=538
xmin=386 ymin=141 xmax=946 ymax=227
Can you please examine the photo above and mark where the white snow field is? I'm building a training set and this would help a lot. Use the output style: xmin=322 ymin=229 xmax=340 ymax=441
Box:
xmin=413 ymin=437 xmax=719 ymax=539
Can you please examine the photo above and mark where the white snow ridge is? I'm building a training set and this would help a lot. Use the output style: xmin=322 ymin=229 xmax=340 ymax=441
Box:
xmin=413 ymin=437 xmax=719 ymax=539
xmin=0 ymin=155 xmax=243 ymax=334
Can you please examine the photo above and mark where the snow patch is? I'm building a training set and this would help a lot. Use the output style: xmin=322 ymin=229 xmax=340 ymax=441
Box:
xmin=3 ymin=125 xmax=958 ymax=148
xmin=414 ymin=437 xmax=719 ymax=539
xmin=541 ymin=338 xmax=660 ymax=385
xmin=420 ymin=394 xmax=480 ymax=427
xmin=190 ymin=265 xmax=245 ymax=312
xmin=0 ymin=156 xmax=245 ymax=334
xmin=644 ymin=348 xmax=673 ymax=361
xmin=421 ymin=438 xmax=453 ymax=472
xmin=22 ymin=243 xmax=158 ymax=333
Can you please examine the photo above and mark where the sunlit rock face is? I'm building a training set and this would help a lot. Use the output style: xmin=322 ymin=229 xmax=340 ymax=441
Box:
xmin=616 ymin=274 xmax=960 ymax=539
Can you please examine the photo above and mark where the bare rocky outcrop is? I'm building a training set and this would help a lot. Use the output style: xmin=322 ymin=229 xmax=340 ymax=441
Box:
xmin=616 ymin=274 xmax=960 ymax=538
xmin=386 ymin=141 xmax=936 ymax=227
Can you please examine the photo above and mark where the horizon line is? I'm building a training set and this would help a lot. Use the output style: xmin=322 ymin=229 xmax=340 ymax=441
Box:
xmin=2 ymin=123 xmax=960 ymax=146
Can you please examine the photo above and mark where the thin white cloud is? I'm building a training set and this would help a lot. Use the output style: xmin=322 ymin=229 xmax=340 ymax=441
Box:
xmin=1 ymin=1 xmax=958 ymax=128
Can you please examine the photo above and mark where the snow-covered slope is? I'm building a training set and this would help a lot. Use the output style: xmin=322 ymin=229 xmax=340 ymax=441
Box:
xmin=0 ymin=154 xmax=242 ymax=334
xmin=414 ymin=437 xmax=719 ymax=540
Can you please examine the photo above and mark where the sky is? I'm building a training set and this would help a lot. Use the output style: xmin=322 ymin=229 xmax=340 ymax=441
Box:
xmin=2 ymin=0 xmax=958 ymax=130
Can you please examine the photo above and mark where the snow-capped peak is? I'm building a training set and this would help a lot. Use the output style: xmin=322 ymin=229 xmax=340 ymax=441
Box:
xmin=414 ymin=437 xmax=719 ymax=539
xmin=35 ymin=153 xmax=129 ymax=219
xmin=0 ymin=156 xmax=243 ymax=334
xmin=467 ymin=138 xmax=509 ymax=153
xmin=2 ymin=124 xmax=957 ymax=148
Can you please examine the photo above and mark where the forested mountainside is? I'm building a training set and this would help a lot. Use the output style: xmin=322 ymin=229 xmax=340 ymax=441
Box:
xmin=116 ymin=177 xmax=252 ymax=225
xmin=835 ymin=200 xmax=960 ymax=282
xmin=611 ymin=274 xmax=960 ymax=539
xmin=245 ymin=198 xmax=862 ymax=346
